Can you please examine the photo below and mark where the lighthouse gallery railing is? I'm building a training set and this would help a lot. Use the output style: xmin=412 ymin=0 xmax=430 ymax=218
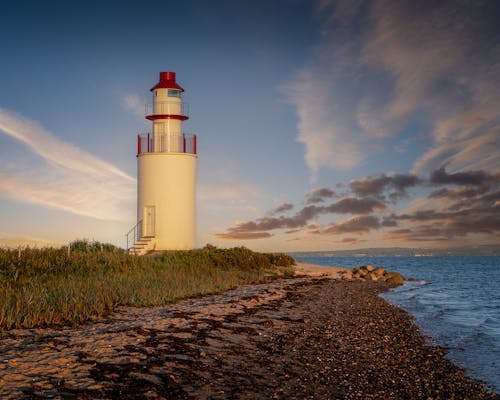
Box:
xmin=145 ymin=101 xmax=189 ymax=118
xmin=137 ymin=133 xmax=197 ymax=155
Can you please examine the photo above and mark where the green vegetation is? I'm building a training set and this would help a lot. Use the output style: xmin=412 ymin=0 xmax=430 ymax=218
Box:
xmin=0 ymin=241 xmax=295 ymax=331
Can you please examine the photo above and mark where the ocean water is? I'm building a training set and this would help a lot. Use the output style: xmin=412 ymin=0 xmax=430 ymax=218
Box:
xmin=294 ymin=255 xmax=500 ymax=393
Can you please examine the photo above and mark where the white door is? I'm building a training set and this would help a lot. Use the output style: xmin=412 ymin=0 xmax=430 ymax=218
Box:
xmin=144 ymin=206 xmax=156 ymax=237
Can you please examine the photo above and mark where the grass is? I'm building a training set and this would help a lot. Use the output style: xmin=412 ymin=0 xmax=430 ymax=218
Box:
xmin=0 ymin=241 xmax=295 ymax=331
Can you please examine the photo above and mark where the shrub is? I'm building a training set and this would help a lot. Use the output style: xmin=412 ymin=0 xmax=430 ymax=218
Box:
xmin=0 ymin=243 xmax=295 ymax=330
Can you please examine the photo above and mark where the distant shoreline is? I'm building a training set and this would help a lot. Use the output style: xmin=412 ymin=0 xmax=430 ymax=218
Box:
xmin=290 ymin=245 xmax=500 ymax=257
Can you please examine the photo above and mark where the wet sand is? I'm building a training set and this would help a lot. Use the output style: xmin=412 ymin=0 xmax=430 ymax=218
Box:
xmin=0 ymin=270 xmax=498 ymax=399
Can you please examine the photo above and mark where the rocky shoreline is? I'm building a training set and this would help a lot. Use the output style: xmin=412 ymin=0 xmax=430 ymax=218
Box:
xmin=0 ymin=273 xmax=498 ymax=399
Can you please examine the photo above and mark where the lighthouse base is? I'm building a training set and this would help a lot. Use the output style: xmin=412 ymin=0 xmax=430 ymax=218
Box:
xmin=136 ymin=152 xmax=197 ymax=251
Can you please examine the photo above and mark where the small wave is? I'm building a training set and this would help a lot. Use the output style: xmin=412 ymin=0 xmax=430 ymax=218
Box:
xmin=389 ymin=280 xmax=430 ymax=295
xmin=411 ymin=280 xmax=431 ymax=286
xmin=430 ymin=309 xmax=448 ymax=319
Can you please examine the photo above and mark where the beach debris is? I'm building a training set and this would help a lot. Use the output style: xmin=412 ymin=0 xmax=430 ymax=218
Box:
xmin=197 ymin=348 xmax=207 ymax=358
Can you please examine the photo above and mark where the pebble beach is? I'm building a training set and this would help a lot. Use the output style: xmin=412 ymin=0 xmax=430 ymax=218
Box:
xmin=0 ymin=263 xmax=498 ymax=399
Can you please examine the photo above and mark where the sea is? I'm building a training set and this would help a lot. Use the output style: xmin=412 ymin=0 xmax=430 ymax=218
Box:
xmin=293 ymin=255 xmax=500 ymax=393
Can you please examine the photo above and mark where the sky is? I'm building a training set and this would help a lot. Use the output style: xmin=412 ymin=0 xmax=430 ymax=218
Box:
xmin=0 ymin=0 xmax=499 ymax=251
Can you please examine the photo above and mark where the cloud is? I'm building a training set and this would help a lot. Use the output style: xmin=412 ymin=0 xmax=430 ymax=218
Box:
xmin=359 ymin=1 xmax=471 ymax=135
xmin=430 ymin=166 xmax=499 ymax=186
xmin=0 ymin=108 xmax=135 ymax=220
xmin=214 ymin=231 xmax=272 ymax=240
xmin=214 ymin=196 xmax=385 ymax=239
xmin=285 ymin=56 xmax=365 ymax=176
xmin=412 ymin=116 xmax=500 ymax=176
xmin=286 ymin=0 xmax=500 ymax=181
xmin=385 ymin=212 xmax=500 ymax=242
xmin=216 ymin=165 xmax=499 ymax=244
xmin=306 ymin=188 xmax=336 ymax=204
xmin=324 ymin=197 xmax=386 ymax=214
xmin=270 ymin=203 xmax=294 ymax=215
xmin=322 ymin=215 xmax=381 ymax=235
xmin=387 ymin=177 xmax=500 ymax=241
xmin=331 ymin=237 xmax=367 ymax=245
xmin=122 ymin=94 xmax=146 ymax=118
xmin=0 ymin=108 xmax=134 ymax=182
xmin=349 ymin=173 xmax=421 ymax=201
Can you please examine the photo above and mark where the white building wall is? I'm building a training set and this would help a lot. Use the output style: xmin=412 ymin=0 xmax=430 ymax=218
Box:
xmin=137 ymin=153 xmax=196 ymax=250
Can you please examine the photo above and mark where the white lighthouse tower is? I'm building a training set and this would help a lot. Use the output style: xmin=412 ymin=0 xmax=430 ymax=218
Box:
xmin=127 ymin=71 xmax=197 ymax=254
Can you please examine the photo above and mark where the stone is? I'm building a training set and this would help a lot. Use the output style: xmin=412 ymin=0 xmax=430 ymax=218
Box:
xmin=373 ymin=267 xmax=385 ymax=277
xmin=364 ymin=265 xmax=375 ymax=272
xmin=384 ymin=272 xmax=405 ymax=286
xmin=342 ymin=271 xmax=353 ymax=280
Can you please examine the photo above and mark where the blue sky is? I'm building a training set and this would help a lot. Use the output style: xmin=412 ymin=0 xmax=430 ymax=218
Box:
xmin=0 ymin=0 xmax=499 ymax=251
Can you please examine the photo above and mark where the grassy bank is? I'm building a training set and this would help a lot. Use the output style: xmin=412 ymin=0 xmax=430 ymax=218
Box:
xmin=0 ymin=242 xmax=294 ymax=330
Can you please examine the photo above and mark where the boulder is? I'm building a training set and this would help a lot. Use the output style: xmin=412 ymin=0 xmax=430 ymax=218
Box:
xmin=364 ymin=265 xmax=375 ymax=272
xmin=384 ymin=272 xmax=405 ymax=286
xmin=373 ymin=267 xmax=385 ymax=277
xmin=342 ymin=270 xmax=353 ymax=280
xmin=368 ymin=273 xmax=378 ymax=281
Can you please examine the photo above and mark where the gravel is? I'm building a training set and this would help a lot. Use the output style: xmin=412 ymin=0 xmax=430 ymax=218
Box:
xmin=1 ymin=277 xmax=498 ymax=399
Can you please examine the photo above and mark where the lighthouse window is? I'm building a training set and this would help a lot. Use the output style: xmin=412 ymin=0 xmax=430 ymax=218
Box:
xmin=168 ymin=90 xmax=181 ymax=98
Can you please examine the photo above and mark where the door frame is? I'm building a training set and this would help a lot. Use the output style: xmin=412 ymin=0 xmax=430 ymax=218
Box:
xmin=143 ymin=205 xmax=156 ymax=237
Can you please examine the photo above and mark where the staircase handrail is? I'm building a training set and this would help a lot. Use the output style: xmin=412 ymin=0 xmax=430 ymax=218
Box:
xmin=126 ymin=220 xmax=143 ymax=250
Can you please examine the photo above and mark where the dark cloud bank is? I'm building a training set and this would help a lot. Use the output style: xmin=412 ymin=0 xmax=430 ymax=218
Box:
xmin=215 ymin=168 xmax=500 ymax=244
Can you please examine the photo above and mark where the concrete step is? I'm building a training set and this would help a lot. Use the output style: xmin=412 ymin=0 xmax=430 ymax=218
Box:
xmin=128 ymin=236 xmax=155 ymax=256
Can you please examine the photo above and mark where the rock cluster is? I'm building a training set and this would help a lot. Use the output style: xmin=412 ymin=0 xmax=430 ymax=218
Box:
xmin=339 ymin=265 xmax=405 ymax=286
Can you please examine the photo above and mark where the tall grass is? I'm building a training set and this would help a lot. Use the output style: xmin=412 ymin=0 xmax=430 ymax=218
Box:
xmin=0 ymin=242 xmax=295 ymax=330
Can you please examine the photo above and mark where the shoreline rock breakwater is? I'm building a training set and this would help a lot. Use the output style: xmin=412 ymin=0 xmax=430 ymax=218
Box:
xmin=339 ymin=265 xmax=406 ymax=286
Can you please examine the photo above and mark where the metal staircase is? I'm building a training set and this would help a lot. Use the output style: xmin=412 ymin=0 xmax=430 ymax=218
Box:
xmin=126 ymin=220 xmax=155 ymax=256
xmin=128 ymin=236 xmax=155 ymax=256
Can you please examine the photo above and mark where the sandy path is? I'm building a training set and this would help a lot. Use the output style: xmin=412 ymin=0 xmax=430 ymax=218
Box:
xmin=294 ymin=261 xmax=347 ymax=278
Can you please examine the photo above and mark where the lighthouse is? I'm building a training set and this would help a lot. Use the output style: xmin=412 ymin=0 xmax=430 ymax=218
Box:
xmin=127 ymin=72 xmax=197 ymax=254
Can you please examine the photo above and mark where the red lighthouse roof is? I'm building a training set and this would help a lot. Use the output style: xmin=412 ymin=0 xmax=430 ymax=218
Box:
xmin=150 ymin=71 xmax=184 ymax=92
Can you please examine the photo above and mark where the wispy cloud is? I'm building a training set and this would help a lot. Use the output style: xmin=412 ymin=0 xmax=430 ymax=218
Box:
xmin=122 ymin=94 xmax=146 ymax=118
xmin=0 ymin=108 xmax=135 ymax=220
xmin=284 ymin=66 xmax=365 ymax=176
xmin=286 ymin=0 xmax=500 ymax=179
